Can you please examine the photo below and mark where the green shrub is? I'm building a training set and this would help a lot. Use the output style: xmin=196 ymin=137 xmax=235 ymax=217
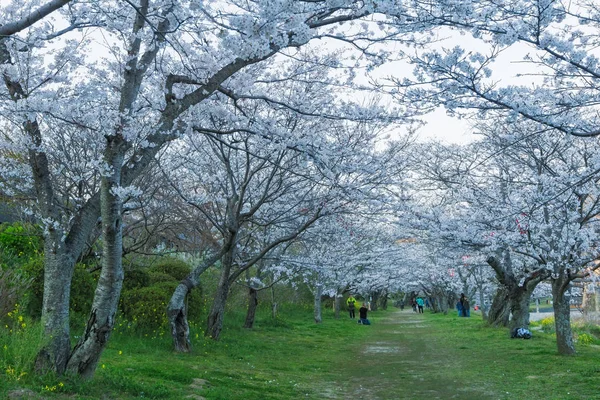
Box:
xmin=123 ymin=268 xmax=150 ymax=290
xmin=0 ymin=264 xmax=33 ymax=319
xmin=70 ymin=263 xmax=98 ymax=315
xmin=576 ymin=332 xmax=595 ymax=345
xmin=147 ymin=272 xmax=176 ymax=285
xmin=540 ymin=316 xmax=555 ymax=333
xmin=147 ymin=258 xmax=191 ymax=281
xmin=120 ymin=282 xmax=178 ymax=331
xmin=0 ymin=223 xmax=42 ymax=258
xmin=21 ymin=258 xmax=97 ymax=320
xmin=20 ymin=257 xmax=44 ymax=319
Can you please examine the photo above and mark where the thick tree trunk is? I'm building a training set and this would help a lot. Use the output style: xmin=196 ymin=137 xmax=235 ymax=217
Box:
xmin=244 ymin=287 xmax=259 ymax=329
xmin=168 ymin=280 xmax=193 ymax=352
xmin=35 ymin=240 xmax=74 ymax=374
xmin=66 ymin=139 xmax=125 ymax=378
xmin=314 ymin=285 xmax=323 ymax=323
xmin=552 ymin=277 xmax=575 ymax=355
xmin=487 ymin=287 xmax=510 ymax=327
xmin=508 ymin=287 xmax=532 ymax=333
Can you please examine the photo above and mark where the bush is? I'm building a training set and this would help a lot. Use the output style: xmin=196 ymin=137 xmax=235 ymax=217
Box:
xmin=576 ymin=333 xmax=595 ymax=345
xmin=123 ymin=268 xmax=150 ymax=290
xmin=0 ymin=264 xmax=33 ymax=320
xmin=120 ymin=282 xmax=178 ymax=331
xmin=21 ymin=258 xmax=97 ymax=320
xmin=70 ymin=263 xmax=98 ymax=315
xmin=147 ymin=258 xmax=191 ymax=281
xmin=540 ymin=316 xmax=555 ymax=333
xmin=119 ymin=258 xmax=203 ymax=332
xmin=0 ymin=223 xmax=42 ymax=259
xmin=147 ymin=272 xmax=176 ymax=286
xmin=0 ymin=304 xmax=46 ymax=381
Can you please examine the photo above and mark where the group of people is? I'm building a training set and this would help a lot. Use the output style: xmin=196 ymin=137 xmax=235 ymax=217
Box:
xmin=410 ymin=297 xmax=425 ymax=313
xmin=346 ymin=294 xmax=371 ymax=325
xmin=346 ymin=292 xmax=472 ymax=323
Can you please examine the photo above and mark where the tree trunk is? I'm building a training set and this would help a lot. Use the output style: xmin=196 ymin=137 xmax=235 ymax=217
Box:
xmin=271 ymin=286 xmax=278 ymax=319
xmin=487 ymin=287 xmax=510 ymax=327
xmin=35 ymin=240 xmax=74 ymax=374
xmin=552 ymin=276 xmax=575 ymax=355
xmin=168 ymin=241 xmax=233 ymax=352
xmin=66 ymin=138 xmax=125 ymax=378
xmin=314 ymin=285 xmax=323 ymax=324
xmin=371 ymin=291 xmax=379 ymax=311
xmin=206 ymin=247 xmax=234 ymax=340
xmin=508 ymin=287 xmax=532 ymax=333
xmin=334 ymin=292 xmax=341 ymax=319
xmin=244 ymin=287 xmax=259 ymax=329
xmin=478 ymin=289 xmax=488 ymax=320
xmin=381 ymin=291 xmax=388 ymax=310
xmin=168 ymin=279 xmax=193 ymax=352
xmin=582 ymin=283 xmax=600 ymax=323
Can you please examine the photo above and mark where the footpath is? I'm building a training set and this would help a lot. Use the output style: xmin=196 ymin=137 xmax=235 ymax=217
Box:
xmin=334 ymin=309 xmax=496 ymax=400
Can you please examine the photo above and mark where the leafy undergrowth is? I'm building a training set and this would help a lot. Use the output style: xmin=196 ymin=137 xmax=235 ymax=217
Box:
xmin=1 ymin=307 xmax=599 ymax=399
xmin=0 ymin=305 xmax=372 ymax=399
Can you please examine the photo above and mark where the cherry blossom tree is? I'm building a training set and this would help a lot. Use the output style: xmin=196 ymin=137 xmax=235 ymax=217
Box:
xmin=1 ymin=0 xmax=428 ymax=375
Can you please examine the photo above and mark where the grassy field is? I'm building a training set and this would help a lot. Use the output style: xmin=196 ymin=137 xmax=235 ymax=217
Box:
xmin=1 ymin=306 xmax=599 ymax=399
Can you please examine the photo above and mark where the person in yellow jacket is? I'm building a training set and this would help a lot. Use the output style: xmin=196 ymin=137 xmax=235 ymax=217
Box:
xmin=346 ymin=294 xmax=357 ymax=319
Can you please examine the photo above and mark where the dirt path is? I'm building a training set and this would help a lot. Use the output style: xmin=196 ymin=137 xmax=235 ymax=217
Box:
xmin=335 ymin=310 xmax=496 ymax=400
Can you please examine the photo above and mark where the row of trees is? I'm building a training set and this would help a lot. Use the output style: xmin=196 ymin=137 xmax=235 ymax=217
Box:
xmin=2 ymin=0 xmax=600 ymax=379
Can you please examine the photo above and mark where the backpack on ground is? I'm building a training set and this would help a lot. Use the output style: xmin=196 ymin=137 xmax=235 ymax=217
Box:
xmin=511 ymin=327 xmax=532 ymax=339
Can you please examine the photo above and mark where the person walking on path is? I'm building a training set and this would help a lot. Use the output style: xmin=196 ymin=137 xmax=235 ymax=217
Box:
xmin=416 ymin=297 xmax=424 ymax=314
xmin=347 ymin=294 xmax=357 ymax=319
xmin=358 ymin=303 xmax=371 ymax=325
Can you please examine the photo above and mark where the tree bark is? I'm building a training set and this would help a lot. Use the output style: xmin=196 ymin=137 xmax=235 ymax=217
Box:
xmin=314 ymin=285 xmax=323 ymax=324
xmin=66 ymin=136 xmax=126 ymax=378
xmin=168 ymin=240 xmax=233 ymax=351
xmin=508 ymin=287 xmax=532 ymax=333
xmin=35 ymin=240 xmax=74 ymax=374
xmin=168 ymin=280 xmax=193 ymax=352
xmin=380 ymin=290 xmax=388 ymax=310
xmin=582 ymin=283 xmax=600 ymax=323
xmin=206 ymin=261 xmax=232 ymax=340
xmin=244 ymin=287 xmax=259 ymax=329
xmin=552 ymin=274 xmax=575 ymax=355
xmin=370 ymin=291 xmax=379 ymax=311
xmin=486 ymin=253 xmax=549 ymax=333
xmin=487 ymin=287 xmax=510 ymax=327
xmin=271 ymin=286 xmax=278 ymax=319
xmin=334 ymin=292 xmax=341 ymax=319
xmin=478 ymin=289 xmax=488 ymax=320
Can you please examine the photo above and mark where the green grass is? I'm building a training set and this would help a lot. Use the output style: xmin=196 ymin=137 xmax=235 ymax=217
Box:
xmin=1 ymin=307 xmax=599 ymax=399
xmin=344 ymin=311 xmax=599 ymax=400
